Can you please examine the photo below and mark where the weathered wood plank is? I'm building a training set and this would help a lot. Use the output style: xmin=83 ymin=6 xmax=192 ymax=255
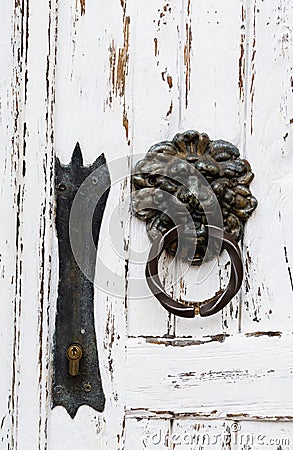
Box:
xmin=48 ymin=1 xmax=130 ymax=449
xmin=0 ymin=0 xmax=58 ymax=448
xmin=175 ymin=0 xmax=246 ymax=338
xmin=127 ymin=0 xmax=183 ymax=337
xmin=241 ymin=0 xmax=293 ymax=331
xmin=13 ymin=0 xmax=58 ymax=448
xmin=126 ymin=334 xmax=293 ymax=419
xmin=0 ymin=2 xmax=19 ymax=448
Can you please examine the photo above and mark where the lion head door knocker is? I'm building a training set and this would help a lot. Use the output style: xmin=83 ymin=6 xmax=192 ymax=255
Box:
xmin=132 ymin=130 xmax=257 ymax=317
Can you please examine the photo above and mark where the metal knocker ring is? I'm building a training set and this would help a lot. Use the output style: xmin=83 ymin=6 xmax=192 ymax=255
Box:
xmin=146 ymin=225 xmax=243 ymax=318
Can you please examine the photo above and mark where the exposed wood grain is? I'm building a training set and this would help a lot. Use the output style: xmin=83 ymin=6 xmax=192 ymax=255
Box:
xmin=107 ymin=11 xmax=130 ymax=142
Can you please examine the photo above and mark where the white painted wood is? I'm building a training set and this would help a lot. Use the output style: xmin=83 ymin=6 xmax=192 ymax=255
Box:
xmin=127 ymin=0 xmax=183 ymax=338
xmin=172 ymin=420 xmax=293 ymax=449
xmin=0 ymin=2 xmax=18 ymax=448
xmin=171 ymin=420 xmax=242 ymax=449
xmin=0 ymin=0 xmax=292 ymax=449
xmin=126 ymin=334 xmax=293 ymax=419
xmin=48 ymin=1 xmax=131 ymax=449
xmin=125 ymin=418 xmax=170 ymax=449
xmin=236 ymin=421 xmax=293 ymax=449
xmin=175 ymin=0 xmax=246 ymax=338
xmin=0 ymin=0 xmax=57 ymax=448
xmin=241 ymin=0 xmax=293 ymax=331
xmin=125 ymin=418 xmax=293 ymax=449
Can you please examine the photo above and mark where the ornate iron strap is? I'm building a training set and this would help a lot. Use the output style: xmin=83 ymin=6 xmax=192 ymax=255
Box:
xmin=52 ymin=143 xmax=110 ymax=418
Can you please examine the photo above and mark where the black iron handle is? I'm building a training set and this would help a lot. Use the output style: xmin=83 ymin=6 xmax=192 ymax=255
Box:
xmin=145 ymin=225 xmax=243 ymax=317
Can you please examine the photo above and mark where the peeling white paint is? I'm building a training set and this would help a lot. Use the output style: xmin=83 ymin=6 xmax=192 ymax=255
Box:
xmin=0 ymin=0 xmax=292 ymax=449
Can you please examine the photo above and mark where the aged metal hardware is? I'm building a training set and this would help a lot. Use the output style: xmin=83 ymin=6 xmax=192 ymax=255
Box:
xmin=146 ymin=224 xmax=243 ymax=317
xmin=133 ymin=130 xmax=257 ymax=265
xmin=52 ymin=143 xmax=110 ymax=418
xmin=133 ymin=130 xmax=257 ymax=316
xmin=67 ymin=344 xmax=83 ymax=376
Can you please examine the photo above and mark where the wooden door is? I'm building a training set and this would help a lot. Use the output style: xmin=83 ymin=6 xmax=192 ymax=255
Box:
xmin=1 ymin=0 xmax=293 ymax=448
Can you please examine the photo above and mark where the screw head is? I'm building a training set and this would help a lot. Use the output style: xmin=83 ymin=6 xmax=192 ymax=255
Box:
xmin=83 ymin=382 xmax=92 ymax=392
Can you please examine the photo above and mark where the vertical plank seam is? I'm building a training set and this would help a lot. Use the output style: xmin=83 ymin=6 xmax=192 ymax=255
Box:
xmin=239 ymin=0 xmax=256 ymax=333
xmin=173 ymin=0 xmax=190 ymax=339
xmin=10 ymin=1 xmax=29 ymax=448
xmin=37 ymin=0 xmax=59 ymax=448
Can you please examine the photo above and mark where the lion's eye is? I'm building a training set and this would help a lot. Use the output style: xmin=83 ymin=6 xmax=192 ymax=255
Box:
xmin=148 ymin=176 xmax=157 ymax=185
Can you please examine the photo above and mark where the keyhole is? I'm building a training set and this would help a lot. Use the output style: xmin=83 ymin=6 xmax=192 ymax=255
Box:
xmin=66 ymin=344 xmax=83 ymax=376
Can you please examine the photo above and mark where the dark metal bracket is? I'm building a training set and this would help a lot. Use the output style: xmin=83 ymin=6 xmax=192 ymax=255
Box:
xmin=52 ymin=143 xmax=110 ymax=418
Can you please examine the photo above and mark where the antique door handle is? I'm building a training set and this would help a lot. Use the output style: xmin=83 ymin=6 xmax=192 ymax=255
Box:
xmin=146 ymin=224 xmax=243 ymax=317
xmin=132 ymin=130 xmax=257 ymax=317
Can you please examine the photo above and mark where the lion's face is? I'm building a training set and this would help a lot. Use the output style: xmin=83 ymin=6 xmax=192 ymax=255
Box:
xmin=132 ymin=130 xmax=257 ymax=265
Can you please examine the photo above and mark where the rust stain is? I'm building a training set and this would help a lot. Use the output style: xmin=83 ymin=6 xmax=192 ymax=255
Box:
xmin=80 ymin=0 xmax=85 ymax=15
xmin=167 ymin=74 xmax=173 ymax=89
xmin=166 ymin=101 xmax=173 ymax=117
xmin=146 ymin=334 xmax=228 ymax=347
xmin=156 ymin=3 xmax=171 ymax=28
xmin=107 ymin=15 xmax=130 ymax=143
xmin=184 ymin=22 xmax=192 ymax=108
xmin=239 ymin=5 xmax=246 ymax=101
xmin=129 ymin=409 xmax=293 ymax=421
xmin=284 ymin=246 xmax=293 ymax=291
xmin=238 ymin=38 xmax=245 ymax=101
xmin=127 ymin=409 xmax=219 ymax=419
xmin=116 ymin=16 xmax=130 ymax=98
xmin=187 ymin=0 xmax=191 ymax=16
xmin=108 ymin=40 xmax=116 ymax=107
xmin=245 ymin=331 xmax=282 ymax=338
xmin=123 ymin=107 xmax=129 ymax=142
xmin=154 ymin=37 xmax=158 ymax=57
xmin=104 ymin=300 xmax=115 ymax=381
xmin=250 ymin=0 xmax=257 ymax=135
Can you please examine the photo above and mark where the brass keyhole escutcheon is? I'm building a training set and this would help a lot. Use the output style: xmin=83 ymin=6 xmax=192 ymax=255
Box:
xmin=66 ymin=344 xmax=83 ymax=376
